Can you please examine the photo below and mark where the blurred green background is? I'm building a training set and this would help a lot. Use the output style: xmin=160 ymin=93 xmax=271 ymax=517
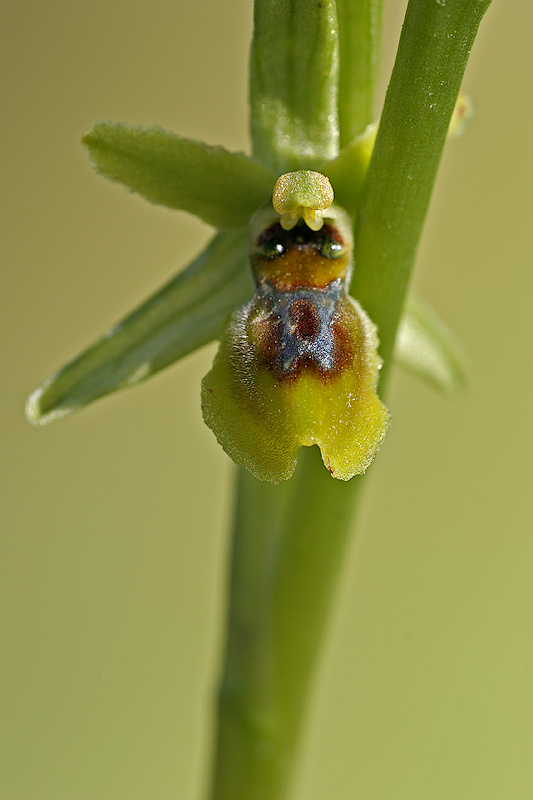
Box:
xmin=3 ymin=0 xmax=532 ymax=798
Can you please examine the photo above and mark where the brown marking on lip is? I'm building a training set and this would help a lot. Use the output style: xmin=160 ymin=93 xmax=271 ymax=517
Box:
xmin=290 ymin=299 xmax=320 ymax=340
xmin=247 ymin=302 xmax=282 ymax=371
xmin=248 ymin=305 xmax=362 ymax=384
xmin=329 ymin=315 xmax=358 ymax=373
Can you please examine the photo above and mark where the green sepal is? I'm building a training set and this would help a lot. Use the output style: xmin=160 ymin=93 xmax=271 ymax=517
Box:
xmin=83 ymin=122 xmax=276 ymax=229
xmin=250 ymin=0 xmax=339 ymax=173
xmin=26 ymin=231 xmax=252 ymax=425
xmin=395 ymin=293 xmax=469 ymax=396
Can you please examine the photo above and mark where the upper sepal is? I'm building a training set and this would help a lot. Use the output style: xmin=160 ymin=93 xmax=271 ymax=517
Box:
xmin=250 ymin=0 xmax=339 ymax=172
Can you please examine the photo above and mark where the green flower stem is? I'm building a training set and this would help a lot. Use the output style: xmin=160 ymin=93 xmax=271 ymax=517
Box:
xmin=210 ymin=471 xmax=291 ymax=800
xmin=353 ymin=0 xmax=493 ymax=387
xmin=212 ymin=453 xmax=364 ymax=800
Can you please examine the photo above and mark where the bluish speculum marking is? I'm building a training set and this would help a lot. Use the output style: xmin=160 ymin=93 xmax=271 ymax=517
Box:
xmin=254 ymin=281 xmax=342 ymax=373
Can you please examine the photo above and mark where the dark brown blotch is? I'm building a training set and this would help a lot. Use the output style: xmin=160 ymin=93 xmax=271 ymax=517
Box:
xmin=290 ymin=299 xmax=320 ymax=340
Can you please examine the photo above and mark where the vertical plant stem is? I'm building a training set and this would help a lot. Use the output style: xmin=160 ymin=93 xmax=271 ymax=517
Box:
xmin=211 ymin=452 xmax=365 ymax=800
xmin=210 ymin=470 xmax=291 ymax=800
xmin=209 ymin=1 xmax=492 ymax=798
xmin=352 ymin=0 xmax=493 ymax=383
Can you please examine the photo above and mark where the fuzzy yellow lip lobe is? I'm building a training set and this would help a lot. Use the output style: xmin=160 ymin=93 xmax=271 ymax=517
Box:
xmin=201 ymin=171 xmax=390 ymax=483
